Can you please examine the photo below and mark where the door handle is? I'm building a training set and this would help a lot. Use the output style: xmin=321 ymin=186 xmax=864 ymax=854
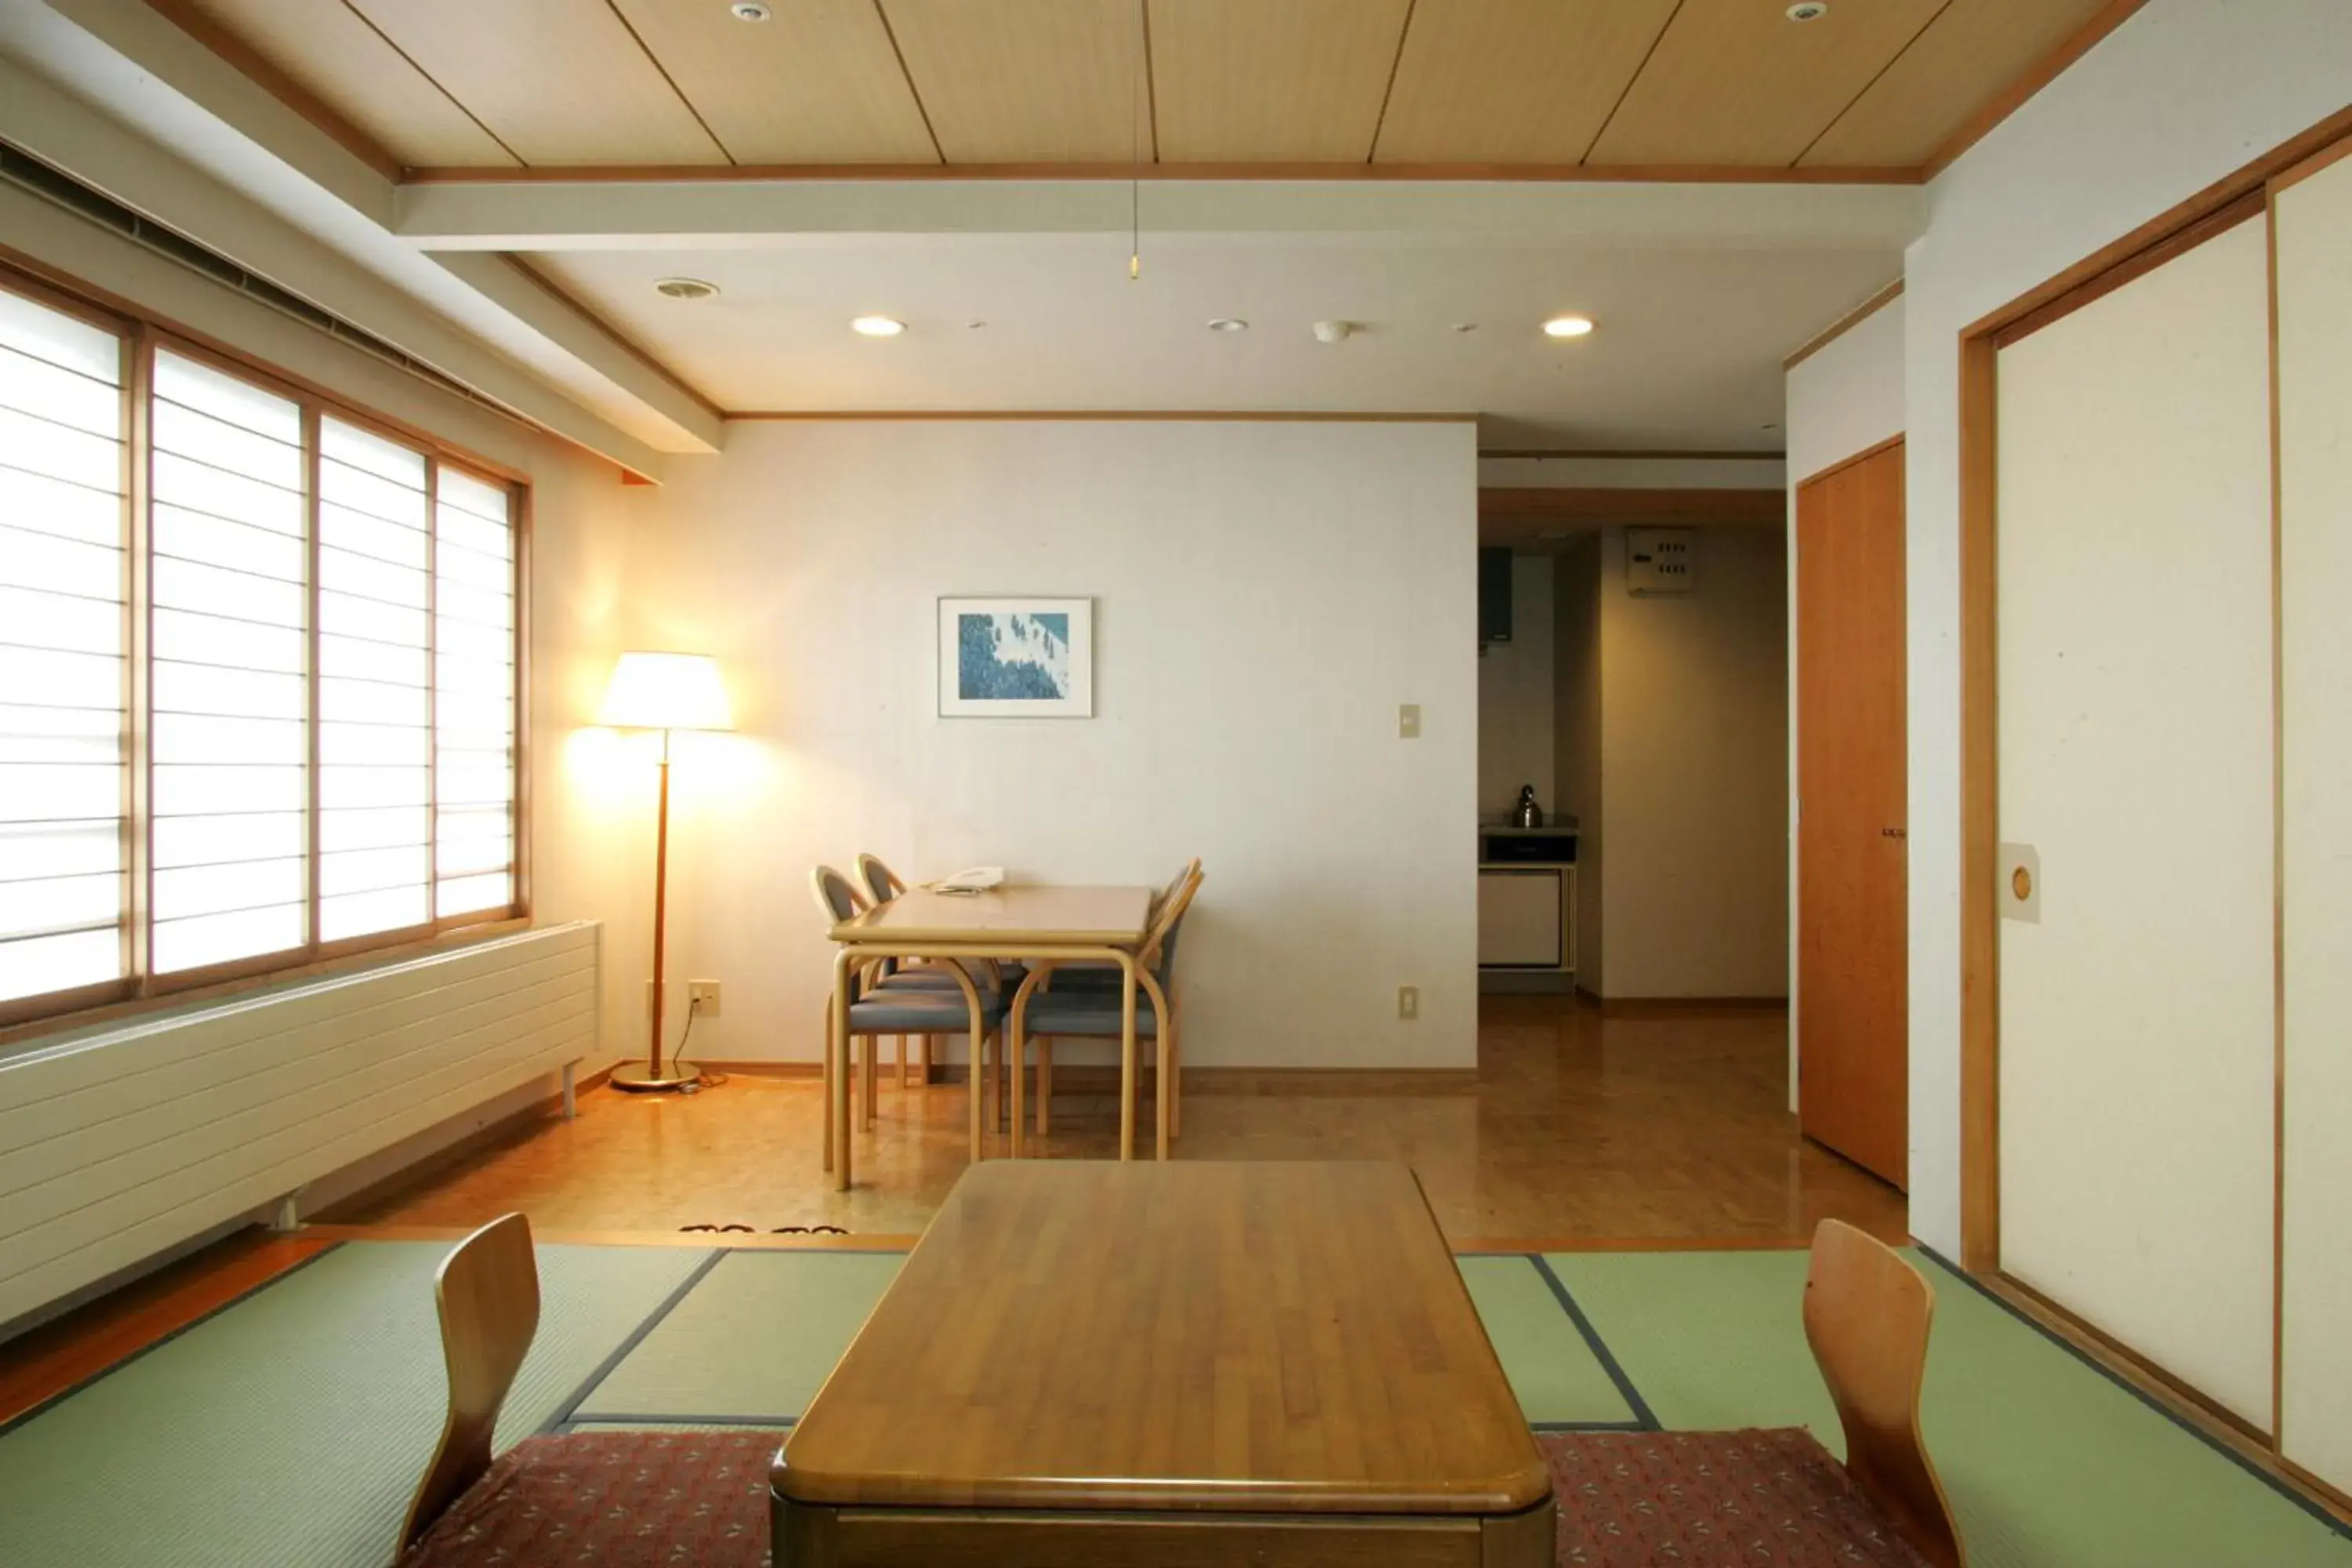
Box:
xmin=1882 ymin=826 xmax=1907 ymax=839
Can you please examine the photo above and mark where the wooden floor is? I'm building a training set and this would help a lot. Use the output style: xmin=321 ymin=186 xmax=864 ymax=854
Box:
xmin=321 ymin=994 xmax=1904 ymax=1247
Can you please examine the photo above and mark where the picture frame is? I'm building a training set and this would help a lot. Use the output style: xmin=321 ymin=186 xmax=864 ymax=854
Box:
xmin=937 ymin=597 xmax=1094 ymax=718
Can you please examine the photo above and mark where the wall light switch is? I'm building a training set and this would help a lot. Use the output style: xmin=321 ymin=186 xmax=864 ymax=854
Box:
xmin=1398 ymin=704 xmax=1421 ymax=739
xmin=688 ymin=980 xmax=723 ymax=1018
xmin=1398 ymin=985 xmax=1420 ymax=1021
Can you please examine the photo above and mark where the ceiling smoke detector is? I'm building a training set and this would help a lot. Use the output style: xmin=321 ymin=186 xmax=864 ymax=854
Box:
xmin=654 ymin=278 xmax=720 ymax=301
xmin=1312 ymin=320 xmax=1353 ymax=344
xmin=1785 ymin=2 xmax=1828 ymax=19
xmin=1207 ymin=318 xmax=1249 ymax=333
xmin=731 ymin=2 xmax=773 ymax=20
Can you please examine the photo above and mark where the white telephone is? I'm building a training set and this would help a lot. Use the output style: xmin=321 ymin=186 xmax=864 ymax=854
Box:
xmin=926 ymin=866 xmax=1005 ymax=895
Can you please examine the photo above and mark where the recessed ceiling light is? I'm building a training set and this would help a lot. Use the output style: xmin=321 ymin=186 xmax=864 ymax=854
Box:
xmin=1541 ymin=315 xmax=1595 ymax=339
xmin=653 ymin=278 xmax=719 ymax=301
xmin=731 ymin=2 xmax=773 ymax=20
xmin=1207 ymin=318 xmax=1249 ymax=333
xmin=1786 ymin=2 xmax=1828 ymax=19
xmin=851 ymin=315 xmax=906 ymax=337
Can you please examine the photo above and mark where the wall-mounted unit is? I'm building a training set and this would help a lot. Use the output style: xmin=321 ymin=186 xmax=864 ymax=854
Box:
xmin=1626 ymin=528 xmax=1697 ymax=596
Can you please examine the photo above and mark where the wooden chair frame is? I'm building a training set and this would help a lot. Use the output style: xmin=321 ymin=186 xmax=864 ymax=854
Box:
xmin=1006 ymin=865 xmax=1203 ymax=1160
xmin=400 ymin=1213 xmax=539 ymax=1553
xmin=1803 ymin=1219 xmax=1967 ymax=1568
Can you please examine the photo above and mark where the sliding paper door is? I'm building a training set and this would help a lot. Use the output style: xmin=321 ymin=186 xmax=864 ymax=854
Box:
xmin=2277 ymin=147 xmax=2352 ymax=1496
xmin=1995 ymin=216 xmax=2277 ymax=1428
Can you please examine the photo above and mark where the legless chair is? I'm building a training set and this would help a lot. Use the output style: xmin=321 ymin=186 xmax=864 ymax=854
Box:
xmin=1539 ymin=1219 xmax=1965 ymax=1568
xmin=397 ymin=1214 xmax=771 ymax=1566
xmin=1804 ymin=1219 xmax=1966 ymax=1568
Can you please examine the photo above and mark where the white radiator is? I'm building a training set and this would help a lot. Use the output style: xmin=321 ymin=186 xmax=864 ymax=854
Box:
xmin=0 ymin=922 xmax=601 ymax=1326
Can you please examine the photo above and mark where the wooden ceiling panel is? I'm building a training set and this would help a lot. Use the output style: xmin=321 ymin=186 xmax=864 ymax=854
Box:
xmin=1372 ymin=0 xmax=1680 ymax=165
xmin=1585 ymin=0 xmax=1947 ymax=168
xmin=174 ymin=0 xmax=516 ymax=167
xmin=1800 ymin=0 xmax=2117 ymax=168
xmin=609 ymin=0 xmax=938 ymax=165
xmin=344 ymin=0 xmax=728 ymax=166
xmin=879 ymin=0 xmax=1145 ymax=163
xmin=1148 ymin=0 xmax=1411 ymax=162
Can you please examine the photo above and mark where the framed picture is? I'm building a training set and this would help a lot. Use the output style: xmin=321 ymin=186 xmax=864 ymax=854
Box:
xmin=938 ymin=597 xmax=1094 ymax=718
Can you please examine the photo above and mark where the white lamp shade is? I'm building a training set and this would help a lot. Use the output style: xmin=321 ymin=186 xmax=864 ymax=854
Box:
xmin=597 ymin=652 xmax=735 ymax=731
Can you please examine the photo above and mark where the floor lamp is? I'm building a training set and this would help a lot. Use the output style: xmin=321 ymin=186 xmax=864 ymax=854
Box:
xmin=598 ymin=651 xmax=734 ymax=1093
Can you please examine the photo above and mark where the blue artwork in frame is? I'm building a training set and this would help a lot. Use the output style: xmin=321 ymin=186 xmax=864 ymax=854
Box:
xmin=937 ymin=597 xmax=1094 ymax=717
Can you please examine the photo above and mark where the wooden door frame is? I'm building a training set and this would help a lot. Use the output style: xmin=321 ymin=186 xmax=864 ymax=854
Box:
xmin=1955 ymin=106 xmax=2352 ymax=1521
xmin=1794 ymin=433 xmax=1908 ymax=1187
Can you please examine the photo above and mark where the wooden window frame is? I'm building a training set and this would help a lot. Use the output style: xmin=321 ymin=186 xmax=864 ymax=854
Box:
xmin=0 ymin=260 xmax=534 ymax=1038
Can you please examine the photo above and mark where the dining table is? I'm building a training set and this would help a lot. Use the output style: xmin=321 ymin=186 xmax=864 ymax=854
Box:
xmin=824 ymin=882 xmax=1153 ymax=1190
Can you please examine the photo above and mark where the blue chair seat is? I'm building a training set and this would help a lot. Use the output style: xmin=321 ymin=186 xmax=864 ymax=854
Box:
xmin=1021 ymin=989 xmax=1163 ymax=1037
xmin=848 ymin=989 xmax=1005 ymax=1034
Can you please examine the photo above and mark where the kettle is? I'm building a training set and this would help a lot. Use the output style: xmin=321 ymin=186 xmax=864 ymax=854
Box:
xmin=1513 ymin=785 xmax=1544 ymax=829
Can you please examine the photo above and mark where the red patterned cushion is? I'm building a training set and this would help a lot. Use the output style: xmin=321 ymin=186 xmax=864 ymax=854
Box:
xmin=400 ymin=1429 xmax=776 ymax=1567
xmin=1541 ymin=1428 xmax=1930 ymax=1567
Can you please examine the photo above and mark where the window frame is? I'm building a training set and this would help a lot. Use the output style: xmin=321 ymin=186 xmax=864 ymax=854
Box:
xmin=0 ymin=261 xmax=533 ymax=1033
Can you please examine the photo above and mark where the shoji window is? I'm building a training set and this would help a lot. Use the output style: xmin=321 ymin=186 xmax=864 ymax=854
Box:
xmin=0 ymin=267 xmax=526 ymax=1028
xmin=149 ymin=350 xmax=310 ymax=975
xmin=0 ymin=289 xmax=127 ymax=1008
xmin=317 ymin=417 xmax=430 ymax=942
xmin=431 ymin=469 xmax=518 ymax=920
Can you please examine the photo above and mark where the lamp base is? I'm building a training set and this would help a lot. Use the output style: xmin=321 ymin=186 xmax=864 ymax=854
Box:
xmin=611 ymin=1060 xmax=703 ymax=1094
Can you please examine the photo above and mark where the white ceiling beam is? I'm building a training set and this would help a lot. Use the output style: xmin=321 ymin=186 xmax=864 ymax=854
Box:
xmin=0 ymin=0 xmax=723 ymax=457
xmin=394 ymin=176 xmax=1926 ymax=254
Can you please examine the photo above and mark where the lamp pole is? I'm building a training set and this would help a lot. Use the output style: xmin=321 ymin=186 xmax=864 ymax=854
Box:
xmin=616 ymin=726 xmax=695 ymax=1091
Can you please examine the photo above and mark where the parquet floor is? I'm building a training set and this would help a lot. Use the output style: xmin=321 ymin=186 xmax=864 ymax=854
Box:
xmin=321 ymin=994 xmax=1906 ymax=1247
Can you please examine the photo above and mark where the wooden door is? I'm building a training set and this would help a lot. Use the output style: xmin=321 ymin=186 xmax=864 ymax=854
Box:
xmin=1797 ymin=440 xmax=1907 ymax=1187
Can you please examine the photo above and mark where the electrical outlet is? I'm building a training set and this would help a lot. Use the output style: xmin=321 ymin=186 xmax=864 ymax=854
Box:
xmin=1398 ymin=703 xmax=1421 ymax=739
xmin=688 ymin=980 xmax=722 ymax=1018
xmin=1398 ymin=985 xmax=1419 ymax=1021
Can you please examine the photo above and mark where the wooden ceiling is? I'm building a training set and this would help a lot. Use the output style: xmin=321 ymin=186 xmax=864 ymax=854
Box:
xmin=158 ymin=0 xmax=2133 ymax=180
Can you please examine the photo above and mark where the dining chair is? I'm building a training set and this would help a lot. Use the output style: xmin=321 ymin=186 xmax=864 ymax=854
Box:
xmin=1006 ymin=866 xmax=1202 ymax=1160
xmin=1538 ymin=1219 xmax=1966 ymax=1568
xmin=810 ymin=866 xmax=1006 ymax=1167
xmin=852 ymin=853 xmax=935 ymax=1087
xmin=397 ymin=1214 xmax=771 ymax=1566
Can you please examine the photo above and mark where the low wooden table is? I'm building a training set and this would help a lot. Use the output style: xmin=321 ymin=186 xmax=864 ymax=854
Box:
xmin=772 ymin=1161 xmax=1556 ymax=1566
xmin=826 ymin=884 xmax=1154 ymax=1189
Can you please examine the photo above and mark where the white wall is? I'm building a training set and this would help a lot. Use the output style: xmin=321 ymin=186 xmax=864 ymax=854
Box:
xmin=1784 ymin=293 xmax=1906 ymax=1098
xmin=621 ymin=419 xmax=1479 ymax=1071
xmin=1592 ymin=525 xmax=1791 ymax=999
xmin=1479 ymin=555 xmax=1555 ymax=819
xmin=1901 ymin=0 xmax=2352 ymax=1254
xmin=1552 ymin=539 xmax=1604 ymax=983
xmin=1786 ymin=296 xmax=1905 ymax=488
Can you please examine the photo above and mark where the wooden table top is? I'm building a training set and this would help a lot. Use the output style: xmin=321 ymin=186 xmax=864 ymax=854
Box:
xmin=774 ymin=1161 xmax=1552 ymax=1515
xmin=828 ymin=884 xmax=1152 ymax=946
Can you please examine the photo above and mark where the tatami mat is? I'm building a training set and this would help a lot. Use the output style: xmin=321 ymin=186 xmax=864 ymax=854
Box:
xmin=0 ymin=1242 xmax=711 ymax=1568
xmin=5 ymin=1236 xmax=2346 ymax=1568
xmin=1550 ymin=1248 xmax=2352 ymax=1568
xmin=570 ymin=1249 xmax=903 ymax=1424
xmin=1456 ymin=1254 xmax=1639 ymax=1427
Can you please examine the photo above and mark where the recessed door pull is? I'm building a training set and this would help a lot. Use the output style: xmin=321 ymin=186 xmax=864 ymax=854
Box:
xmin=1882 ymin=826 xmax=1907 ymax=839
